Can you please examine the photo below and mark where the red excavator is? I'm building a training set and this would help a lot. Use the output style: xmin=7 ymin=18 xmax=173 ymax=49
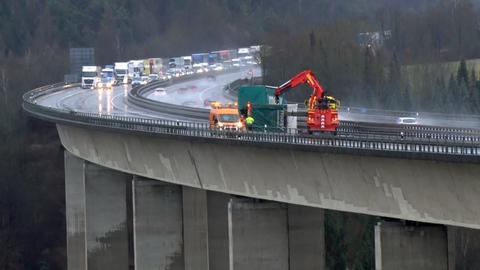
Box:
xmin=275 ymin=70 xmax=340 ymax=133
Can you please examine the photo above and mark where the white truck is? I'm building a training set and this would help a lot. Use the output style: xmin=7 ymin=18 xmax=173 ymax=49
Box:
xmin=81 ymin=66 xmax=100 ymax=89
xmin=128 ymin=60 xmax=145 ymax=80
xmin=238 ymin=48 xmax=252 ymax=66
xmin=114 ymin=62 xmax=129 ymax=84
xmin=183 ymin=56 xmax=192 ymax=73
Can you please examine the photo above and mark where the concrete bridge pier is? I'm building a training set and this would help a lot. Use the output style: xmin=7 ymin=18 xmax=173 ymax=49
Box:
xmin=207 ymin=192 xmax=231 ymax=270
xmin=131 ymin=179 xmax=232 ymax=270
xmin=288 ymin=205 xmax=325 ymax=270
xmin=182 ymin=186 xmax=209 ymax=270
xmin=132 ymin=177 xmax=184 ymax=270
xmin=374 ymin=221 xmax=449 ymax=270
xmin=228 ymin=198 xmax=325 ymax=270
xmin=228 ymin=199 xmax=289 ymax=270
xmin=65 ymin=151 xmax=130 ymax=270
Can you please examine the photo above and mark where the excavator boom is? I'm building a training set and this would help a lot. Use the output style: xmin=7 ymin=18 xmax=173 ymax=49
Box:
xmin=274 ymin=70 xmax=340 ymax=133
xmin=275 ymin=70 xmax=326 ymax=106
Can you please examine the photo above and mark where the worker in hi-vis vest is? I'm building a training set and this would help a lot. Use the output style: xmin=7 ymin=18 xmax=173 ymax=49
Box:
xmin=246 ymin=115 xmax=254 ymax=131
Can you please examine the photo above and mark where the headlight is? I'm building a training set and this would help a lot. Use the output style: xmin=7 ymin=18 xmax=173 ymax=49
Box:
xmin=236 ymin=122 xmax=243 ymax=128
xmin=218 ymin=123 xmax=224 ymax=128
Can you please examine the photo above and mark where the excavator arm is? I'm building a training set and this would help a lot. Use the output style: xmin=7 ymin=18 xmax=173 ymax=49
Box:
xmin=274 ymin=70 xmax=326 ymax=109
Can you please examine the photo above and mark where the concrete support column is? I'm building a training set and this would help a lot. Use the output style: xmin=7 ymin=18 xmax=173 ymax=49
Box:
xmin=183 ymin=186 xmax=209 ymax=270
xmin=65 ymin=151 xmax=130 ymax=270
xmin=375 ymin=221 xmax=448 ymax=270
xmin=207 ymin=192 xmax=231 ymax=270
xmin=288 ymin=205 xmax=325 ymax=270
xmin=228 ymin=198 xmax=289 ymax=270
xmin=446 ymin=225 xmax=480 ymax=270
xmin=132 ymin=177 xmax=184 ymax=270
xmin=65 ymin=152 xmax=87 ymax=270
xmin=447 ymin=226 xmax=457 ymax=270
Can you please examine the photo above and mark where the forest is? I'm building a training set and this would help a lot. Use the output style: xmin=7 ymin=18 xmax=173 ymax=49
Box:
xmin=1 ymin=0 xmax=480 ymax=269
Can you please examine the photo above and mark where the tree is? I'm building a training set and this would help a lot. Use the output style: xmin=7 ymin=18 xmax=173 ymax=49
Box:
xmin=446 ymin=74 xmax=457 ymax=113
xmin=457 ymin=59 xmax=469 ymax=87
xmin=96 ymin=8 xmax=118 ymax=65
xmin=432 ymin=77 xmax=447 ymax=112
xmin=325 ymin=211 xmax=347 ymax=270
xmin=363 ymin=46 xmax=376 ymax=107
xmin=387 ymin=51 xmax=402 ymax=109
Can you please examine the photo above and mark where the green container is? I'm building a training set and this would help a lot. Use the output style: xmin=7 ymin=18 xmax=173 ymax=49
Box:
xmin=238 ymin=85 xmax=286 ymax=108
xmin=238 ymin=85 xmax=287 ymax=132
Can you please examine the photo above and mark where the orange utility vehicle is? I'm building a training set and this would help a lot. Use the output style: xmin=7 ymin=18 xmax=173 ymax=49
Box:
xmin=209 ymin=102 xmax=245 ymax=131
xmin=275 ymin=70 xmax=340 ymax=133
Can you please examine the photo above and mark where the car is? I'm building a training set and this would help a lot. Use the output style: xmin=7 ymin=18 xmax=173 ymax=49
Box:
xmin=140 ymin=76 xmax=149 ymax=85
xmin=190 ymin=85 xmax=198 ymax=91
xmin=204 ymin=99 xmax=213 ymax=107
xmin=397 ymin=117 xmax=417 ymax=125
xmin=154 ymin=87 xmax=167 ymax=96
xmin=162 ymin=73 xmax=173 ymax=80
xmin=177 ymin=87 xmax=188 ymax=93
xmin=131 ymin=76 xmax=142 ymax=86
xmin=212 ymin=63 xmax=224 ymax=71
xmin=148 ymin=74 xmax=160 ymax=82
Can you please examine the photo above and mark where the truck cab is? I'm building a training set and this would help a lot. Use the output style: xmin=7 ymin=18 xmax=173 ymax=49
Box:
xmin=128 ymin=60 xmax=145 ymax=81
xmin=81 ymin=66 xmax=100 ymax=89
xmin=209 ymin=102 xmax=245 ymax=131
xmin=114 ymin=62 xmax=129 ymax=84
xmin=96 ymin=69 xmax=115 ymax=89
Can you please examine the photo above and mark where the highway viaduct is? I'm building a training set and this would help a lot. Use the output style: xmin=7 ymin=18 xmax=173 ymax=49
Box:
xmin=24 ymin=72 xmax=480 ymax=270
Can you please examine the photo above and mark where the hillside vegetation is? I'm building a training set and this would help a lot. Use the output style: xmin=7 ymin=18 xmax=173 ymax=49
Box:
xmin=262 ymin=0 xmax=480 ymax=114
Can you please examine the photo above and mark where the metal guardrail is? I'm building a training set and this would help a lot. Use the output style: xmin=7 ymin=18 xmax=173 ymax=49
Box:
xmin=23 ymin=82 xmax=77 ymax=100
xmin=341 ymin=107 xmax=480 ymax=122
xmin=128 ymin=68 xmax=253 ymax=120
xmin=223 ymin=77 xmax=480 ymax=123
xmin=218 ymin=76 xmax=480 ymax=140
xmin=130 ymin=79 xmax=480 ymax=142
xmin=129 ymin=81 xmax=210 ymax=120
xmin=23 ymin=83 xmax=480 ymax=161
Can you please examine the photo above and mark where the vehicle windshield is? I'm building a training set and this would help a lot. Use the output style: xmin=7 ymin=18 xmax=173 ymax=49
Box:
xmin=218 ymin=114 xmax=239 ymax=123
xmin=82 ymin=71 xmax=97 ymax=77
xmin=116 ymin=70 xmax=126 ymax=74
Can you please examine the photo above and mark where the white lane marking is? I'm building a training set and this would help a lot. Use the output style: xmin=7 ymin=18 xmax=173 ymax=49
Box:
xmin=55 ymin=88 xmax=89 ymax=110
xmin=144 ymin=69 xmax=253 ymax=107
xmin=199 ymin=85 xmax=218 ymax=107
xmin=111 ymin=88 xmax=181 ymax=119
